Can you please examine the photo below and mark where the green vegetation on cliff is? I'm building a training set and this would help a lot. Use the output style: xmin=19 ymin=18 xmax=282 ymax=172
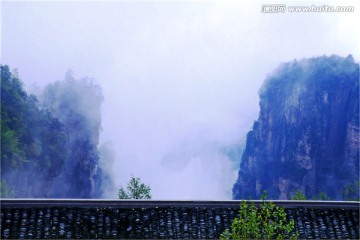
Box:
xmin=1 ymin=65 xmax=67 ymax=197
xmin=1 ymin=65 xmax=109 ymax=198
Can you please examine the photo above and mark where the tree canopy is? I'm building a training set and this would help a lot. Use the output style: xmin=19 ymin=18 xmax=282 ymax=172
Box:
xmin=118 ymin=176 xmax=151 ymax=199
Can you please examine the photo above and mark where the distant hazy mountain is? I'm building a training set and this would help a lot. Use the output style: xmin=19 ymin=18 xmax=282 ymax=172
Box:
xmin=233 ymin=55 xmax=359 ymax=200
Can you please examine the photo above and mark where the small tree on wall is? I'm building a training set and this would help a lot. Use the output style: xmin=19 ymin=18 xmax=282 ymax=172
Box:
xmin=118 ymin=176 xmax=151 ymax=199
xmin=221 ymin=191 xmax=298 ymax=239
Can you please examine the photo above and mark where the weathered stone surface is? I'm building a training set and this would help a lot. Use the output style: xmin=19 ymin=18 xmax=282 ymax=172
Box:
xmin=233 ymin=55 xmax=359 ymax=200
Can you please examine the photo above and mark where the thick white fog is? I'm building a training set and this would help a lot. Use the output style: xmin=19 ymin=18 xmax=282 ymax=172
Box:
xmin=1 ymin=1 xmax=359 ymax=199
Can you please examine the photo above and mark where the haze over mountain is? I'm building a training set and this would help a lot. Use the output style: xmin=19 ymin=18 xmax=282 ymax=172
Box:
xmin=233 ymin=55 xmax=359 ymax=200
xmin=1 ymin=1 xmax=359 ymax=199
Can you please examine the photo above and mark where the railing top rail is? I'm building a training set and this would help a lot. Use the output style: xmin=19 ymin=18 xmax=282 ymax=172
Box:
xmin=1 ymin=199 xmax=359 ymax=209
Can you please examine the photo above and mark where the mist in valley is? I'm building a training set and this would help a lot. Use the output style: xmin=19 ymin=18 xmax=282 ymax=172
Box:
xmin=1 ymin=1 xmax=359 ymax=199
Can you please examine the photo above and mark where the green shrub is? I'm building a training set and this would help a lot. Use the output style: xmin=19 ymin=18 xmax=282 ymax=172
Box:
xmin=221 ymin=191 xmax=298 ymax=239
xmin=341 ymin=181 xmax=359 ymax=201
xmin=314 ymin=191 xmax=332 ymax=200
xmin=291 ymin=190 xmax=307 ymax=200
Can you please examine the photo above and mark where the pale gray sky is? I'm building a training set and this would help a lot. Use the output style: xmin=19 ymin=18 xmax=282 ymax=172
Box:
xmin=1 ymin=0 xmax=359 ymax=199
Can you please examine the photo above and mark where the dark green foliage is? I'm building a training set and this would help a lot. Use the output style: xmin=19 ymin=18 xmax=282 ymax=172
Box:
xmin=1 ymin=66 xmax=26 ymax=167
xmin=118 ymin=176 xmax=151 ymax=199
xmin=314 ymin=191 xmax=332 ymax=201
xmin=221 ymin=191 xmax=298 ymax=239
xmin=1 ymin=65 xmax=67 ymax=197
xmin=289 ymin=188 xmax=358 ymax=201
xmin=1 ymin=65 xmax=107 ymax=198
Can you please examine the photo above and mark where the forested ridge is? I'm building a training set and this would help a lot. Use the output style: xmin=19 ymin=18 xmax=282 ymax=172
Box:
xmin=1 ymin=65 xmax=110 ymax=198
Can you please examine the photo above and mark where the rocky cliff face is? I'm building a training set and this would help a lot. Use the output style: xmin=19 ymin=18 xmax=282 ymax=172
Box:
xmin=233 ymin=55 xmax=359 ymax=200
xmin=42 ymin=75 xmax=105 ymax=198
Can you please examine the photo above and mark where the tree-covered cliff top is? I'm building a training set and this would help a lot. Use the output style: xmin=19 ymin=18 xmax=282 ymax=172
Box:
xmin=260 ymin=55 xmax=359 ymax=99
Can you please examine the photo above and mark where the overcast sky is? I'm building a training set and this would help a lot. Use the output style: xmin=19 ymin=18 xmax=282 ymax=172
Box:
xmin=1 ymin=0 xmax=359 ymax=199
